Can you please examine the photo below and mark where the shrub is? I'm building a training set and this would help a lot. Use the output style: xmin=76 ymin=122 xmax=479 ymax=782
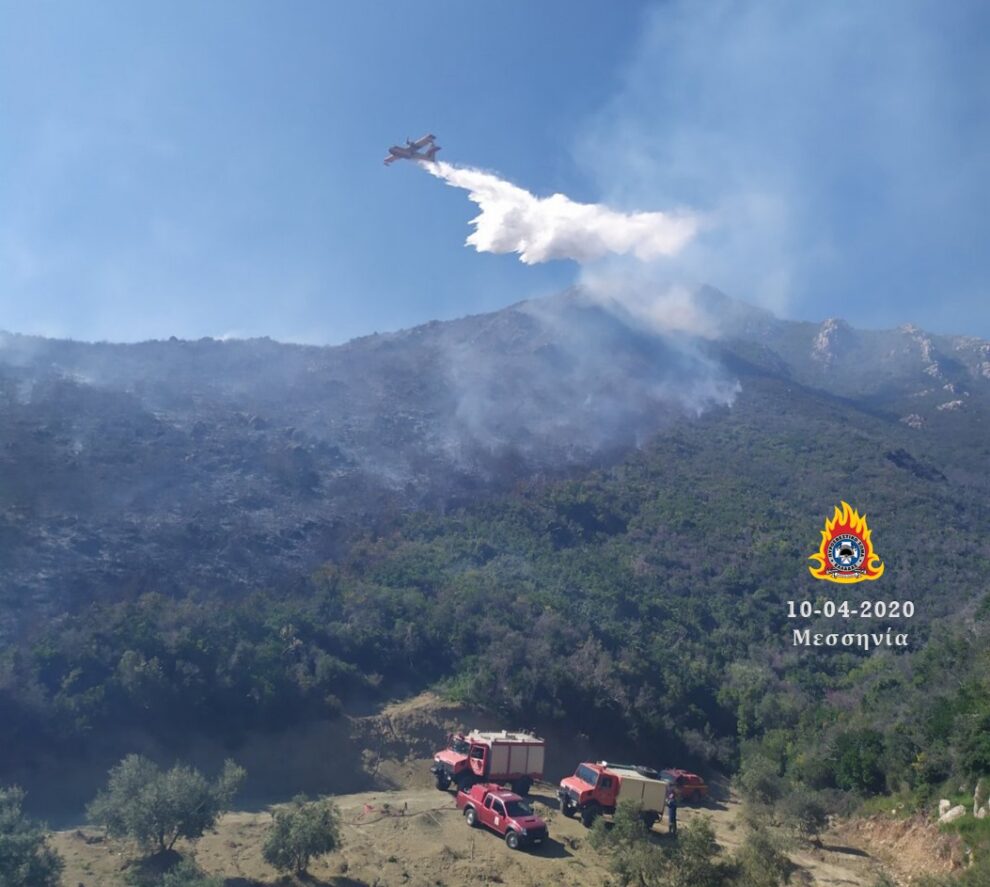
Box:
xmin=127 ymin=858 xmax=224 ymax=887
xmin=833 ymin=729 xmax=885 ymax=795
xmin=736 ymin=756 xmax=785 ymax=808
xmin=776 ymin=790 xmax=828 ymax=844
xmin=158 ymin=859 xmax=223 ymax=887
xmin=0 ymin=786 xmax=64 ymax=887
xmin=262 ymin=795 xmax=342 ymax=875
xmin=667 ymin=817 xmax=730 ymax=887
xmin=732 ymin=827 xmax=790 ymax=887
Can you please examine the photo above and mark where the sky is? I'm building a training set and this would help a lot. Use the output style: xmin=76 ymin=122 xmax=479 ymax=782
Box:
xmin=1 ymin=0 xmax=988 ymax=344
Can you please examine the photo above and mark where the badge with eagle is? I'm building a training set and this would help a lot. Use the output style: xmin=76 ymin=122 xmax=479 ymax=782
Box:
xmin=809 ymin=502 xmax=884 ymax=583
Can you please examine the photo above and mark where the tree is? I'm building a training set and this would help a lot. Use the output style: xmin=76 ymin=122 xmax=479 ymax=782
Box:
xmin=833 ymin=729 xmax=885 ymax=795
xmin=736 ymin=755 xmax=785 ymax=808
xmin=262 ymin=795 xmax=342 ymax=875
xmin=960 ymin=709 xmax=990 ymax=781
xmin=88 ymin=755 xmax=245 ymax=854
xmin=776 ymin=790 xmax=828 ymax=845
xmin=591 ymin=806 xmax=730 ymax=887
xmin=0 ymin=786 xmax=64 ymax=887
xmin=732 ymin=827 xmax=791 ymax=887
xmin=588 ymin=800 xmax=649 ymax=851
xmin=668 ymin=817 xmax=731 ymax=887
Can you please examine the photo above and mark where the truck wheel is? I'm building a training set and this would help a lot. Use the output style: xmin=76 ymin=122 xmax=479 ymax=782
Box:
xmin=642 ymin=812 xmax=659 ymax=830
xmin=512 ymin=777 xmax=532 ymax=797
xmin=455 ymin=773 xmax=474 ymax=793
xmin=505 ymin=829 xmax=520 ymax=850
xmin=464 ymin=807 xmax=478 ymax=828
xmin=434 ymin=771 xmax=451 ymax=791
xmin=560 ymin=799 xmax=576 ymax=818
xmin=581 ymin=804 xmax=600 ymax=828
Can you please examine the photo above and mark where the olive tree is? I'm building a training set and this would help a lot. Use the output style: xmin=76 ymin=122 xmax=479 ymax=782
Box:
xmin=157 ymin=859 xmax=224 ymax=887
xmin=88 ymin=755 xmax=245 ymax=854
xmin=777 ymin=790 xmax=828 ymax=845
xmin=731 ymin=827 xmax=791 ymax=887
xmin=262 ymin=795 xmax=342 ymax=875
xmin=0 ymin=786 xmax=64 ymax=887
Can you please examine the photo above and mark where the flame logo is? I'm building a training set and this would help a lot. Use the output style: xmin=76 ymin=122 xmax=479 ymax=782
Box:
xmin=809 ymin=501 xmax=884 ymax=583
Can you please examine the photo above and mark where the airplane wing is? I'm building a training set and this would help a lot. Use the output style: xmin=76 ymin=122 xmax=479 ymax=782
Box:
xmin=384 ymin=135 xmax=438 ymax=165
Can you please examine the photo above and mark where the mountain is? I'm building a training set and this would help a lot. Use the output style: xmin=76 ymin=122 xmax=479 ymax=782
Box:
xmin=1 ymin=289 xmax=988 ymax=639
xmin=3 ymin=287 xmax=990 ymax=822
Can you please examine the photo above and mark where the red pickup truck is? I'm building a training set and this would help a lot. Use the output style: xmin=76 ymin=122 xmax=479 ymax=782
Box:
xmin=659 ymin=768 xmax=709 ymax=804
xmin=456 ymin=783 xmax=549 ymax=850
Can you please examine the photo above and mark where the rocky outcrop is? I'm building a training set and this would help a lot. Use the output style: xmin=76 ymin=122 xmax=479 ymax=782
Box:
xmin=975 ymin=780 xmax=988 ymax=817
xmin=939 ymin=804 xmax=966 ymax=824
xmin=811 ymin=318 xmax=854 ymax=369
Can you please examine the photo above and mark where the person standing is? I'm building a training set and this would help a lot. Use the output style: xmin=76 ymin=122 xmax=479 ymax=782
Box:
xmin=666 ymin=789 xmax=678 ymax=836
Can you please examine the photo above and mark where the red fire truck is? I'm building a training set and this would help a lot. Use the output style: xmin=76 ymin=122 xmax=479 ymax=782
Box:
xmin=431 ymin=730 xmax=545 ymax=796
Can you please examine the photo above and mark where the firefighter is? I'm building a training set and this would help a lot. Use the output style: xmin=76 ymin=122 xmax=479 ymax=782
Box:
xmin=666 ymin=788 xmax=678 ymax=835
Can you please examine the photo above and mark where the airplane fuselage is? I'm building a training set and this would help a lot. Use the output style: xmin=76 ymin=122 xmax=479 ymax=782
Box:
xmin=384 ymin=135 xmax=440 ymax=166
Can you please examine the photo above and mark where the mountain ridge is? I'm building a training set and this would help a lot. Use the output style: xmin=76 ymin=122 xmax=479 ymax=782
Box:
xmin=1 ymin=287 xmax=987 ymax=642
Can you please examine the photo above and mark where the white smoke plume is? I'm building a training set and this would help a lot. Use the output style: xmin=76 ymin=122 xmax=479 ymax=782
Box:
xmin=425 ymin=161 xmax=700 ymax=265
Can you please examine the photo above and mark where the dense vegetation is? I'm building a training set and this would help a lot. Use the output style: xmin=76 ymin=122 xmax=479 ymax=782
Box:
xmin=2 ymin=368 xmax=988 ymax=815
xmin=2 ymin=299 xmax=990 ymax=887
xmin=590 ymin=803 xmax=792 ymax=887
xmin=0 ymin=787 xmax=63 ymax=887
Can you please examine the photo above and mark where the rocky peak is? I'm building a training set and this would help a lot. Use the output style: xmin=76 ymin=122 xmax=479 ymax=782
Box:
xmin=811 ymin=317 xmax=853 ymax=368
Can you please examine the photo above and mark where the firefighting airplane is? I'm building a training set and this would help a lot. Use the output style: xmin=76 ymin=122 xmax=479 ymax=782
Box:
xmin=383 ymin=133 xmax=441 ymax=165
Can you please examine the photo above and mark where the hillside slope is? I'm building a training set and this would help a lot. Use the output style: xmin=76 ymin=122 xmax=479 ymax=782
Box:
xmin=2 ymin=288 xmax=987 ymax=638
xmin=2 ymin=288 xmax=989 ymax=834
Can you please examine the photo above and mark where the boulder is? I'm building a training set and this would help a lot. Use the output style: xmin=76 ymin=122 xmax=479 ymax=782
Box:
xmin=940 ymin=805 xmax=966 ymax=824
xmin=977 ymin=807 xmax=988 ymax=820
xmin=975 ymin=779 xmax=988 ymax=817
xmin=939 ymin=799 xmax=952 ymax=816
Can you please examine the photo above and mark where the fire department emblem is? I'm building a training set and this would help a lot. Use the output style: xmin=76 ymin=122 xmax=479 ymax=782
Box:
xmin=808 ymin=501 xmax=884 ymax=584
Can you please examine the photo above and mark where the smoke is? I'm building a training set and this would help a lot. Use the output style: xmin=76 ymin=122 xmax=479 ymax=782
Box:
xmin=438 ymin=291 xmax=739 ymax=471
xmin=577 ymin=0 xmax=990 ymax=332
xmin=577 ymin=269 xmax=722 ymax=339
xmin=424 ymin=161 xmax=700 ymax=265
xmin=421 ymin=158 xmax=737 ymax=454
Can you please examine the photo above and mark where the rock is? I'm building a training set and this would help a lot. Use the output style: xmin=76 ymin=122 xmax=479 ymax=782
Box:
xmin=977 ymin=807 xmax=987 ymax=820
xmin=974 ymin=779 xmax=987 ymax=816
xmin=940 ymin=805 xmax=966 ymax=824
xmin=939 ymin=799 xmax=952 ymax=817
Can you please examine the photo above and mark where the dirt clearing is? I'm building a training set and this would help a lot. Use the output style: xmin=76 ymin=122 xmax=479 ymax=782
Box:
xmin=47 ymin=693 xmax=929 ymax=886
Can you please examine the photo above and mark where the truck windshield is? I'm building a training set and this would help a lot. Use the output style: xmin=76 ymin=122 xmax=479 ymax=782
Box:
xmin=449 ymin=738 xmax=470 ymax=755
xmin=505 ymin=800 xmax=533 ymax=817
xmin=575 ymin=764 xmax=599 ymax=786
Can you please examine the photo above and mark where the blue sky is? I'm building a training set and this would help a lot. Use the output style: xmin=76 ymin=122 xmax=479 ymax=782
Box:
xmin=2 ymin=1 xmax=988 ymax=343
